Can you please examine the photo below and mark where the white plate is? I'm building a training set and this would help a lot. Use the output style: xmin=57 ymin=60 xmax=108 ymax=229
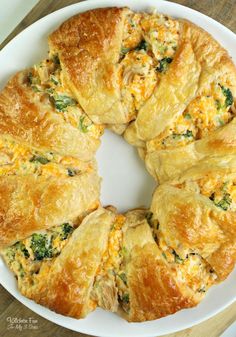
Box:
xmin=0 ymin=1 xmax=236 ymax=336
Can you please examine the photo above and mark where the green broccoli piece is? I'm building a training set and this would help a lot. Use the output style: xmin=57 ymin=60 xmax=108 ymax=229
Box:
xmin=122 ymin=293 xmax=129 ymax=303
xmin=120 ymin=46 xmax=130 ymax=55
xmin=52 ymin=55 xmax=61 ymax=66
xmin=14 ymin=242 xmax=30 ymax=258
xmin=172 ymin=130 xmax=193 ymax=140
xmin=221 ymin=86 xmax=233 ymax=107
xmin=135 ymin=40 xmax=148 ymax=51
xmin=118 ymin=272 xmax=127 ymax=285
xmin=210 ymin=193 xmax=232 ymax=211
xmin=30 ymin=233 xmax=53 ymax=261
xmin=60 ymin=223 xmax=74 ymax=240
xmin=184 ymin=113 xmax=192 ymax=120
xmin=162 ymin=252 xmax=167 ymax=259
xmin=156 ymin=57 xmax=173 ymax=73
xmin=53 ymin=94 xmax=77 ymax=112
xmin=29 ymin=155 xmax=50 ymax=165
xmin=50 ymin=75 xmax=60 ymax=85
xmin=79 ymin=115 xmax=90 ymax=133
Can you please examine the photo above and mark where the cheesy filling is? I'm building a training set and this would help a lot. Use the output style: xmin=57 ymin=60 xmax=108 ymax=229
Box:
xmin=141 ymin=12 xmax=179 ymax=64
xmin=148 ymin=81 xmax=235 ymax=151
xmin=0 ymin=136 xmax=92 ymax=178
xmin=27 ymin=56 xmax=103 ymax=138
xmin=180 ymin=176 xmax=236 ymax=212
xmin=119 ymin=50 xmax=158 ymax=115
xmin=146 ymin=212 xmax=217 ymax=295
xmin=1 ymin=223 xmax=75 ymax=289
xmin=120 ymin=11 xmax=179 ymax=118
xmin=91 ymin=215 xmax=125 ymax=310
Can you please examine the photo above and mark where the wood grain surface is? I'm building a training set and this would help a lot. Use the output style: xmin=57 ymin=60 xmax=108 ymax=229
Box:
xmin=0 ymin=0 xmax=236 ymax=336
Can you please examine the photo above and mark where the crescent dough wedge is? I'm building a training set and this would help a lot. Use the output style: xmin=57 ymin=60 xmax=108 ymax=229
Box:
xmin=49 ymin=7 xmax=129 ymax=124
xmin=116 ymin=210 xmax=197 ymax=322
xmin=150 ymin=156 xmax=236 ymax=281
xmin=48 ymin=9 xmax=182 ymax=125
xmin=1 ymin=208 xmax=115 ymax=318
xmin=124 ymin=18 xmax=236 ymax=181
xmin=0 ymin=69 xmax=101 ymax=161
xmin=146 ymin=117 xmax=236 ymax=182
xmin=0 ymin=171 xmax=100 ymax=249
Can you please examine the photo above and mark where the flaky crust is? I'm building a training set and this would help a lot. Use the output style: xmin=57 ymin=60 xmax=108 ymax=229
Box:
xmin=21 ymin=208 xmax=115 ymax=318
xmin=151 ymin=182 xmax=236 ymax=281
xmin=49 ymin=7 xmax=130 ymax=124
xmin=125 ymin=17 xmax=236 ymax=181
xmin=146 ymin=117 xmax=236 ymax=182
xmin=0 ymin=71 xmax=100 ymax=160
xmin=0 ymin=171 xmax=100 ymax=248
xmin=134 ymin=39 xmax=200 ymax=141
xmin=121 ymin=211 xmax=195 ymax=322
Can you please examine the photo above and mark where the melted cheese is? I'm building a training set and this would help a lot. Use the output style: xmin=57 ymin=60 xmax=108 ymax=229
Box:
xmin=157 ymin=234 xmax=217 ymax=294
xmin=122 ymin=12 xmax=143 ymax=49
xmin=120 ymin=12 xmax=179 ymax=119
xmin=141 ymin=13 xmax=179 ymax=62
xmin=1 ymin=223 xmax=75 ymax=289
xmin=29 ymin=57 xmax=103 ymax=139
xmin=181 ymin=176 xmax=236 ymax=212
xmin=120 ymin=50 xmax=158 ymax=115
xmin=0 ymin=136 xmax=92 ymax=178
xmin=96 ymin=214 xmax=125 ymax=277
xmin=148 ymin=80 xmax=235 ymax=152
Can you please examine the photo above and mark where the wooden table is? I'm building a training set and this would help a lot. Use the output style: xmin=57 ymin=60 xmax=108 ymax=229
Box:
xmin=0 ymin=0 xmax=236 ymax=336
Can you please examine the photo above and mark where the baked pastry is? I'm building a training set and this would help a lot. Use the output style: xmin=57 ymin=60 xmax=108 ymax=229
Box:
xmin=0 ymin=6 xmax=236 ymax=324
xmin=124 ymin=19 xmax=236 ymax=182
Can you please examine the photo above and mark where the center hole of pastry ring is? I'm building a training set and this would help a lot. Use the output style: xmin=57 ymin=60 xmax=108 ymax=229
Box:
xmin=96 ymin=129 xmax=156 ymax=213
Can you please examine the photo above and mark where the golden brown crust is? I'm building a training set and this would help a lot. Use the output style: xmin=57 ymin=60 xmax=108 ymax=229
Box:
xmin=49 ymin=7 xmax=129 ymax=124
xmin=22 ymin=208 xmax=115 ymax=318
xmin=0 ymin=171 xmax=100 ymax=248
xmin=146 ymin=118 xmax=236 ymax=183
xmin=151 ymin=183 xmax=236 ymax=281
xmin=126 ymin=244 xmax=195 ymax=322
xmin=0 ymin=71 xmax=100 ymax=160
xmin=121 ymin=213 xmax=196 ymax=322
xmin=125 ymin=18 xmax=236 ymax=182
xmin=133 ymin=38 xmax=200 ymax=141
xmin=180 ymin=20 xmax=236 ymax=98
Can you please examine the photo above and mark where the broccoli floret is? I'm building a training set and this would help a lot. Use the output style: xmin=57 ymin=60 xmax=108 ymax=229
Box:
xmin=210 ymin=192 xmax=232 ymax=211
xmin=122 ymin=293 xmax=129 ymax=303
xmin=118 ymin=272 xmax=127 ymax=285
xmin=120 ymin=46 xmax=130 ymax=55
xmin=14 ymin=242 xmax=30 ymax=258
xmin=135 ymin=40 xmax=148 ymax=51
xmin=60 ymin=223 xmax=74 ymax=240
xmin=53 ymin=94 xmax=77 ymax=112
xmin=172 ymin=130 xmax=193 ymax=140
xmin=156 ymin=57 xmax=173 ymax=73
xmin=29 ymin=155 xmax=50 ymax=165
xmin=79 ymin=116 xmax=90 ymax=133
xmin=30 ymin=233 xmax=53 ymax=261
xmin=52 ymin=54 xmax=60 ymax=66
xmin=221 ymin=86 xmax=233 ymax=107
